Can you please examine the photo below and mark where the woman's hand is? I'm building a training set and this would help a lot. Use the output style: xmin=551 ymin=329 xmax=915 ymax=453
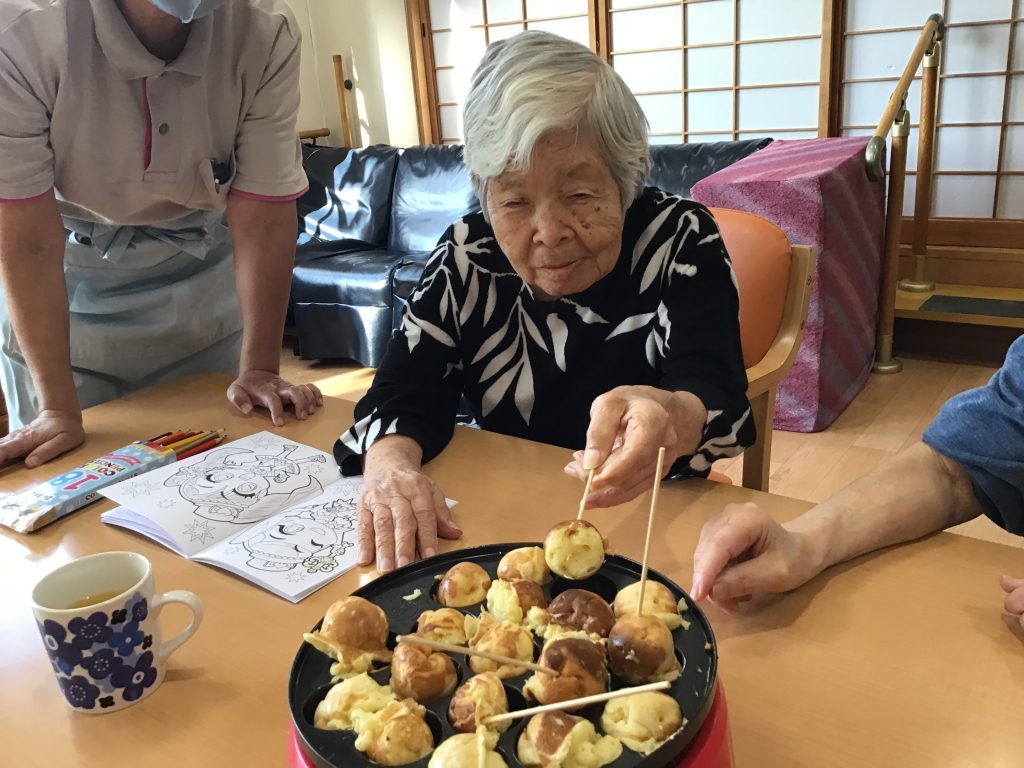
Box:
xmin=1001 ymin=575 xmax=1024 ymax=631
xmin=226 ymin=370 xmax=323 ymax=426
xmin=690 ymin=502 xmax=828 ymax=609
xmin=0 ymin=409 xmax=85 ymax=468
xmin=359 ymin=436 xmax=462 ymax=574
xmin=564 ymin=385 xmax=706 ymax=508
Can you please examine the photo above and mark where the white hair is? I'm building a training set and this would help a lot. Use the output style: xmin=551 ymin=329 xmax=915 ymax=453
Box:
xmin=463 ymin=31 xmax=650 ymax=209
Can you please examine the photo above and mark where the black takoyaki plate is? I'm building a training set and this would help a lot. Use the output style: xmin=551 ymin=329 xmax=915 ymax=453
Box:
xmin=288 ymin=543 xmax=718 ymax=768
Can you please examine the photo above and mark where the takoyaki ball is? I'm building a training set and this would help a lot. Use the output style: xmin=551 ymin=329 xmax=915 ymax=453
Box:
xmin=517 ymin=711 xmax=622 ymax=768
xmin=612 ymin=581 xmax=684 ymax=630
xmin=544 ymin=520 xmax=607 ymax=580
xmin=468 ymin=612 xmax=535 ymax=679
xmin=302 ymin=596 xmax=392 ymax=678
xmin=313 ymin=672 xmax=396 ymax=730
xmin=390 ymin=641 xmax=459 ymax=703
xmin=486 ymin=578 xmax=548 ymax=625
xmin=428 ymin=730 xmax=509 ymax=768
xmin=607 ymin=614 xmax=681 ymax=684
xmin=416 ymin=607 xmax=472 ymax=646
xmin=351 ymin=698 xmax=434 ymax=766
xmin=600 ymin=691 xmax=683 ymax=756
xmin=523 ymin=636 xmax=607 ymax=706
xmin=437 ymin=561 xmax=492 ymax=607
xmin=447 ymin=672 xmax=510 ymax=733
xmin=497 ymin=546 xmax=552 ymax=585
xmin=548 ymin=588 xmax=615 ymax=639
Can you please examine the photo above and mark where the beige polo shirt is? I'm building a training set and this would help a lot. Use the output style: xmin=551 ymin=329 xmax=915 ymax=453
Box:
xmin=0 ymin=0 xmax=308 ymax=226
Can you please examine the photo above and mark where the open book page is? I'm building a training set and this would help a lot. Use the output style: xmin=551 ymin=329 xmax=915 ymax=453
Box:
xmin=193 ymin=476 xmax=363 ymax=602
xmin=100 ymin=432 xmax=339 ymax=557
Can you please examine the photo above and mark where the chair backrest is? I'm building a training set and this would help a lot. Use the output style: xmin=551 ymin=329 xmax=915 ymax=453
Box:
xmin=647 ymin=138 xmax=772 ymax=198
xmin=388 ymin=144 xmax=481 ymax=252
xmin=708 ymin=207 xmax=791 ymax=369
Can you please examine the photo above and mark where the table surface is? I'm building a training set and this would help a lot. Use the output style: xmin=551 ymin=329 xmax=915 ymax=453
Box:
xmin=1 ymin=374 xmax=1021 ymax=768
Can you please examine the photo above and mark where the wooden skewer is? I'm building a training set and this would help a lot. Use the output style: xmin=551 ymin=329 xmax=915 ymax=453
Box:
xmin=576 ymin=467 xmax=596 ymax=520
xmin=396 ymin=634 xmax=557 ymax=676
xmin=483 ymin=681 xmax=672 ymax=725
xmin=637 ymin=447 xmax=666 ymax=616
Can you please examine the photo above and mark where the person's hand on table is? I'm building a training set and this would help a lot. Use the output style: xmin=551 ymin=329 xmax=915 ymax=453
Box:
xmin=1001 ymin=575 xmax=1024 ymax=631
xmin=227 ymin=369 xmax=323 ymax=426
xmin=564 ymin=385 xmax=706 ymax=508
xmin=690 ymin=502 xmax=827 ymax=611
xmin=0 ymin=409 xmax=85 ymax=468
xmin=359 ymin=436 xmax=462 ymax=574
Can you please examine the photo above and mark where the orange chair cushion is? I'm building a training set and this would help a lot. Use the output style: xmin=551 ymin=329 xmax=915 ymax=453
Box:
xmin=707 ymin=207 xmax=791 ymax=369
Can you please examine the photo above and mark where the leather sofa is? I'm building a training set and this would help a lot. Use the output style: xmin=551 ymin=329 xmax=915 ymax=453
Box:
xmin=290 ymin=138 xmax=772 ymax=365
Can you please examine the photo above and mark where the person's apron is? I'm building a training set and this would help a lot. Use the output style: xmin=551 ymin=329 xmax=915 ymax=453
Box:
xmin=0 ymin=211 xmax=243 ymax=429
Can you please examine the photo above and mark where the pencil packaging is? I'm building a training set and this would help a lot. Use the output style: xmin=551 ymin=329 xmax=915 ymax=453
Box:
xmin=0 ymin=443 xmax=175 ymax=533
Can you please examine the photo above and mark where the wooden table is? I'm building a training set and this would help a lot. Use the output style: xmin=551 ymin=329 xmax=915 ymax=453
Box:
xmin=1 ymin=374 xmax=1021 ymax=767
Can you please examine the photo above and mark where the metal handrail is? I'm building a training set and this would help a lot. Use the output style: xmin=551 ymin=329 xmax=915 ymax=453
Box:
xmin=865 ymin=13 xmax=944 ymax=182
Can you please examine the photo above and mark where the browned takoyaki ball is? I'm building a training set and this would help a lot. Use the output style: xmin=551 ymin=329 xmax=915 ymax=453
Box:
xmin=544 ymin=520 xmax=608 ymax=580
xmin=352 ymin=698 xmax=434 ymax=766
xmin=608 ymin=614 xmax=680 ymax=684
xmin=302 ymin=595 xmax=393 ymax=677
xmin=547 ymin=588 xmax=616 ymax=638
xmin=497 ymin=546 xmax=552 ymax=585
xmin=390 ymin=642 xmax=459 ymax=703
xmin=437 ymin=561 xmax=492 ymax=607
xmin=447 ymin=671 xmax=510 ymax=733
xmin=523 ymin=636 xmax=607 ymax=705
xmin=517 ymin=711 xmax=622 ymax=767
xmin=416 ymin=607 xmax=471 ymax=646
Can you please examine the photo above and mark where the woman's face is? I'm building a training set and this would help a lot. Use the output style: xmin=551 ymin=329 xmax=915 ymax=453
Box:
xmin=486 ymin=130 xmax=625 ymax=300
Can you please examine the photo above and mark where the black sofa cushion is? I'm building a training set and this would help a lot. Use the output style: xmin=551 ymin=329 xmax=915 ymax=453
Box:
xmin=297 ymin=144 xmax=400 ymax=247
xmin=388 ymin=144 xmax=481 ymax=253
xmin=648 ymin=138 xmax=772 ymax=198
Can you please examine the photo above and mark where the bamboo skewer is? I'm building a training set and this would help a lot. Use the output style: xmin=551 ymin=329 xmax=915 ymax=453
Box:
xmin=636 ymin=447 xmax=666 ymax=616
xmin=483 ymin=681 xmax=672 ymax=725
xmin=577 ymin=468 xmax=596 ymax=520
xmin=395 ymin=634 xmax=556 ymax=676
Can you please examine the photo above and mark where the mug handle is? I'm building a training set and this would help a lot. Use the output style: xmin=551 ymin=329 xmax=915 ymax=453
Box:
xmin=151 ymin=590 xmax=204 ymax=662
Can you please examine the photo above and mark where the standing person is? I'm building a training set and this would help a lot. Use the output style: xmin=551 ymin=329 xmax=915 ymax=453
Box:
xmin=0 ymin=0 xmax=323 ymax=469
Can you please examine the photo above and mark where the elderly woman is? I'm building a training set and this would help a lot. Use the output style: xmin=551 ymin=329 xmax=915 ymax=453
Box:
xmin=336 ymin=31 xmax=754 ymax=573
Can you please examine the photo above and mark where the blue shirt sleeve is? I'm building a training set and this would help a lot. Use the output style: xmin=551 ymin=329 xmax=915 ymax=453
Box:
xmin=922 ymin=336 xmax=1024 ymax=535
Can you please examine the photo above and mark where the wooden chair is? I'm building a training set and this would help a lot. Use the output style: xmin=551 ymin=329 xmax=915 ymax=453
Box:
xmin=708 ymin=207 xmax=815 ymax=492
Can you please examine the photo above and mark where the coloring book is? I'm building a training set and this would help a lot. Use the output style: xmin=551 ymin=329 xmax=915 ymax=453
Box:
xmin=100 ymin=432 xmax=361 ymax=602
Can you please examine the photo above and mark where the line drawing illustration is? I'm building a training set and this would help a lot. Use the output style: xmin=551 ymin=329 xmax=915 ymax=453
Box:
xmin=163 ymin=444 xmax=328 ymax=524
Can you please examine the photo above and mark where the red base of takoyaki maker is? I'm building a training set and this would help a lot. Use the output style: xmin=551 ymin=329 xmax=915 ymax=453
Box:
xmin=286 ymin=678 xmax=733 ymax=768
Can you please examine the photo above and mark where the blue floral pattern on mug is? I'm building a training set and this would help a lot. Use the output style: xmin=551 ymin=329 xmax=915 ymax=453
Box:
xmin=39 ymin=620 xmax=83 ymax=676
xmin=68 ymin=611 xmax=113 ymax=650
xmin=59 ymin=674 xmax=100 ymax=710
xmin=109 ymin=621 xmax=145 ymax=657
xmin=130 ymin=595 xmax=148 ymax=623
xmin=110 ymin=651 xmax=158 ymax=702
xmin=79 ymin=648 xmax=126 ymax=681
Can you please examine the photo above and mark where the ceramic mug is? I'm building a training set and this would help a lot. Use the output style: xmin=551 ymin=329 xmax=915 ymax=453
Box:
xmin=31 ymin=551 xmax=203 ymax=714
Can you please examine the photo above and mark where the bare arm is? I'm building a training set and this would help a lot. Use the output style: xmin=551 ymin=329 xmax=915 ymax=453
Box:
xmin=691 ymin=441 xmax=986 ymax=602
xmin=224 ymin=194 xmax=321 ymax=424
xmin=0 ymin=193 xmax=85 ymax=466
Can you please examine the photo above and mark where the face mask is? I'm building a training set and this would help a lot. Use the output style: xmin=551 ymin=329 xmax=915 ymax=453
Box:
xmin=148 ymin=0 xmax=226 ymax=23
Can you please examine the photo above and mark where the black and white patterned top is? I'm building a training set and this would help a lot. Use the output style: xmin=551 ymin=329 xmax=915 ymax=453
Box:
xmin=335 ymin=187 xmax=755 ymax=478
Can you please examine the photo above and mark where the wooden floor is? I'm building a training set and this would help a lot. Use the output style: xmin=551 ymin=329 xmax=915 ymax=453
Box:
xmin=281 ymin=348 xmax=1022 ymax=550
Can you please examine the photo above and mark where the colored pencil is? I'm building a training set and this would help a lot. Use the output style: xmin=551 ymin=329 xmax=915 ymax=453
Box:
xmin=171 ymin=429 xmax=225 ymax=455
xmin=148 ymin=430 xmax=191 ymax=448
xmin=144 ymin=431 xmax=172 ymax=444
xmin=164 ymin=431 xmax=211 ymax=452
xmin=175 ymin=435 xmax=224 ymax=460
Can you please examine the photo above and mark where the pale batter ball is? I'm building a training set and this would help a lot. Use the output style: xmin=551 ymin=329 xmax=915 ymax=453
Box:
xmin=468 ymin=612 xmax=535 ymax=678
xmin=313 ymin=672 xmax=396 ymax=731
xmin=612 ymin=581 xmax=684 ymax=630
xmin=428 ymin=730 xmax=509 ymax=768
xmin=544 ymin=520 xmax=607 ymax=580
xmin=390 ymin=642 xmax=459 ymax=703
xmin=352 ymin=698 xmax=434 ymax=765
xmin=523 ymin=636 xmax=607 ymax=705
xmin=416 ymin=607 xmax=472 ymax=646
xmin=486 ymin=578 xmax=548 ymax=625
xmin=517 ymin=711 xmax=623 ymax=768
xmin=437 ymin=561 xmax=492 ymax=607
xmin=497 ymin=546 xmax=552 ymax=585
xmin=607 ymin=614 xmax=680 ymax=684
xmin=447 ymin=672 xmax=510 ymax=733
xmin=600 ymin=691 xmax=683 ymax=756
